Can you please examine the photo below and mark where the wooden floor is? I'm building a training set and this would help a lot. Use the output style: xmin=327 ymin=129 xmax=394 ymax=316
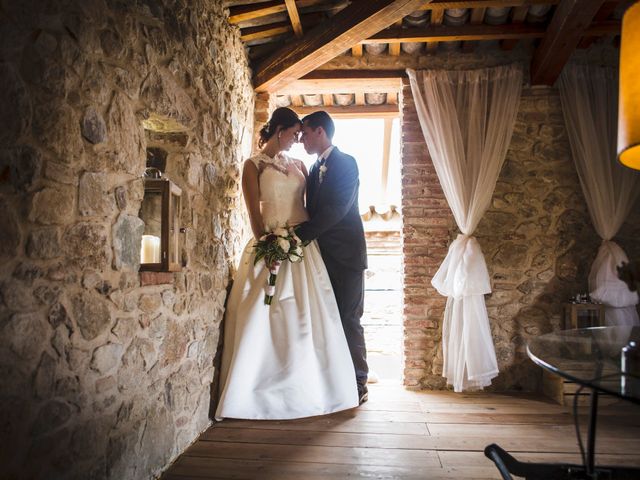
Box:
xmin=161 ymin=381 xmax=640 ymax=480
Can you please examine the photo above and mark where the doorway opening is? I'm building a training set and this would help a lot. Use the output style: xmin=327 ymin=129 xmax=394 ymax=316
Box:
xmin=290 ymin=116 xmax=403 ymax=383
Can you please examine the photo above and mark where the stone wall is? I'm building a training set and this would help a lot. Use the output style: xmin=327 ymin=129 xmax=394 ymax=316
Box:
xmin=253 ymin=92 xmax=276 ymax=154
xmin=0 ymin=1 xmax=253 ymax=478
xmin=323 ymin=44 xmax=638 ymax=391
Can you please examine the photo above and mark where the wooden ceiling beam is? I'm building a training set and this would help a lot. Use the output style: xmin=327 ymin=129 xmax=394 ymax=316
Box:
xmin=530 ymin=0 xmax=607 ymax=85
xmin=500 ymin=5 xmax=529 ymax=50
xmin=241 ymin=22 xmax=292 ymax=42
xmin=322 ymin=94 xmax=334 ymax=106
xmin=302 ymin=69 xmax=406 ymax=79
xmin=290 ymin=94 xmax=304 ymax=107
xmin=419 ymin=0 xmax=558 ymax=8
xmin=462 ymin=7 xmax=487 ymax=51
xmin=290 ymin=104 xmax=399 ymax=118
xmin=427 ymin=7 xmax=444 ymax=52
xmin=229 ymin=1 xmax=287 ymax=23
xmin=285 ymin=0 xmax=304 ymax=37
xmin=366 ymin=21 xmax=618 ymax=44
xmin=229 ymin=0 xmax=336 ymax=24
xmin=253 ymin=0 xmax=431 ymax=93
xmin=366 ymin=23 xmax=546 ymax=43
xmin=277 ymin=78 xmax=402 ymax=95
xmin=240 ymin=11 xmax=323 ymax=42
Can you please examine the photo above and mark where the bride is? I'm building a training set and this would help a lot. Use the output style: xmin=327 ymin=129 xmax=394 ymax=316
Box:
xmin=215 ymin=107 xmax=359 ymax=420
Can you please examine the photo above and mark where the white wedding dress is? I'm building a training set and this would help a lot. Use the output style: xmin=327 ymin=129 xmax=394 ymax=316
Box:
xmin=215 ymin=152 xmax=359 ymax=420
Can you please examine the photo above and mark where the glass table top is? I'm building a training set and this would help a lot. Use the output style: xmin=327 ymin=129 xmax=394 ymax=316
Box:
xmin=527 ymin=326 xmax=640 ymax=404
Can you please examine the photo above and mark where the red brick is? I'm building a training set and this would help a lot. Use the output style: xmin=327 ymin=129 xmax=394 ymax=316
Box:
xmin=405 ymin=319 xmax=439 ymax=329
xmin=403 ymin=305 xmax=428 ymax=316
xmin=140 ymin=272 xmax=174 ymax=286
xmin=405 ymin=359 xmax=428 ymax=369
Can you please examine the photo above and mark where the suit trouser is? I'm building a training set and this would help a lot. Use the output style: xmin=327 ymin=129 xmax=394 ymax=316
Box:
xmin=324 ymin=258 xmax=368 ymax=388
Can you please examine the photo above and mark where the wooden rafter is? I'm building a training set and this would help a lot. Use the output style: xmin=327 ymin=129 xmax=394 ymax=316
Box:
xmin=241 ymin=22 xmax=291 ymax=42
xmin=277 ymin=76 xmax=402 ymax=94
xmin=355 ymin=92 xmax=366 ymax=105
xmin=285 ymin=0 xmax=304 ymax=37
xmin=229 ymin=1 xmax=287 ymax=23
xmin=426 ymin=7 xmax=444 ymax=52
xmin=277 ymin=70 xmax=404 ymax=95
xmin=391 ymin=17 xmax=403 ymax=53
xmin=366 ymin=23 xmax=546 ymax=43
xmin=240 ymin=12 xmax=323 ymax=41
xmin=322 ymin=94 xmax=334 ymax=106
xmin=419 ymin=0 xmax=558 ymax=8
xmin=351 ymin=44 xmax=363 ymax=57
xmin=501 ymin=5 xmax=529 ymax=50
xmin=290 ymin=104 xmax=399 ymax=118
xmin=253 ymin=0 xmax=431 ymax=92
xmin=530 ymin=0 xmax=607 ymax=85
xmin=229 ymin=0 xmax=337 ymax=24
xmin=302 ymin=69 xmax=406 ymax=79
xmin=366 ymin=21 xmax=618 ymax=45
xmin=462 ymin=7 xmax=487 ymax=52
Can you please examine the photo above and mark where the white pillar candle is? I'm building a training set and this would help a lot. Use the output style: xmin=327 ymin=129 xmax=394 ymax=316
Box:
xmin=141 ymin=235 xmax=161 ymax=263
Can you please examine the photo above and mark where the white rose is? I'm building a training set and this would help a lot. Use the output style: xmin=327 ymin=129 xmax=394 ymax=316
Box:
xmin=273 ymin=227 xmax=288 ymax=237
xmin=277 ymin=237 xmax=290 ymax=253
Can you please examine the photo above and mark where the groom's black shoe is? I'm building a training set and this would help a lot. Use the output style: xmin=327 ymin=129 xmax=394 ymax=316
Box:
xmin=358 ymin=385 xmax=368 ymax=405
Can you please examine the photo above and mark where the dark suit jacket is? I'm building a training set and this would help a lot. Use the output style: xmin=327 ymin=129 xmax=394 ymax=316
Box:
xmin=296 ymin=147 xmax=367 ymax=271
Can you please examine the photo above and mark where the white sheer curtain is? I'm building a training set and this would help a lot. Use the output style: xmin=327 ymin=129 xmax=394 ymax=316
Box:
xmin=558 ymin=64 xmax=640 ymax=326
xmin=407 ymin=65 xmax=522 ymax=392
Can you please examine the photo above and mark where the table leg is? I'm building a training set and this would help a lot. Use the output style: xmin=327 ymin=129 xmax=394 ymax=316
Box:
xmin=586 ymin=388 xmax=599 ymax=475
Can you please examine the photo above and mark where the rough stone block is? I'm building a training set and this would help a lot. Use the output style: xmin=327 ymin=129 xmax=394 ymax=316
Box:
xmin=0 ymin=202 xmax=21 ymax=258
xmin=91 ymin=343 xmax=124 ymax=374
xmin=112 ymin=213 xmax=145 ymax=271
xmin=0 ymin=62 xmax=31 ymax=147
xmin=29 ymin=187 xmax=75 ymax=225
xmin=71 ymin=291 xmax=112 ymax=341
xmin=26 ymin=227 xmax=60 ymax=259
xmin=79 ymin=171 xmax=113 ymax=217
xmin=81 ymin=106 xmax=107 ymax=144
xmin=62 ymin=222 xmax=110 ymax=269
xmin=30 ymin=400 xmax=71 ymax=437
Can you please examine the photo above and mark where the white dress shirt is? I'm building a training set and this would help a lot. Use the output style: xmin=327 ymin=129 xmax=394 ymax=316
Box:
xmin=318 ymin=145 xmax=334 ymax=163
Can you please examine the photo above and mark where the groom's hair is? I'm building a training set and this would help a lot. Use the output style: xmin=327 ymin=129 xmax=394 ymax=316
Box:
xmin=302 ymin=111 xmax=335 ymax=140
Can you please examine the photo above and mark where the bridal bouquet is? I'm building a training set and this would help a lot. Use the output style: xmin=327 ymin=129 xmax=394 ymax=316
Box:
xmin=253 ymin=226 xmax=304 ymax=305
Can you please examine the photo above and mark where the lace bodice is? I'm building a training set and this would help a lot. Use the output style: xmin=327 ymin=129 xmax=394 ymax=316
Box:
xmin=249 ymin=152 xmax=309 ymax=230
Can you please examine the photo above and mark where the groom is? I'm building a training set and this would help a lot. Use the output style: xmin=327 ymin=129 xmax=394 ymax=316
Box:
xmin=295 ymin=111 xmax=369 ymax=404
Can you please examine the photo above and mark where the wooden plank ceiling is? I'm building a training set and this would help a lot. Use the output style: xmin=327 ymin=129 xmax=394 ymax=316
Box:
xmin=224 ymin=0 xmax=625 ymax=116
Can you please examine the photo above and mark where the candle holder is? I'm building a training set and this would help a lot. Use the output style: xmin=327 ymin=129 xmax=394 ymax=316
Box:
xmin=139 ymin=174 xmax=183 ymax=272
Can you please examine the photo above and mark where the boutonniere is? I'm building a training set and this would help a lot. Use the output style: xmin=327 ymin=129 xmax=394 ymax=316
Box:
xmin=319 ymin=164 xmax=328 ymax=184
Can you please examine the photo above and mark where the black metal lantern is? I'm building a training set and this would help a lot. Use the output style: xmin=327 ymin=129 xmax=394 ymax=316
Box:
xmin=139 ymin=169 xmax=182 ymax=272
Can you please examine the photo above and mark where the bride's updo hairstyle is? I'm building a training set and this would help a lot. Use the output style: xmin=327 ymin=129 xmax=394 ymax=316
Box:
xmin=258 ymin=107 xmax=301 ymax=148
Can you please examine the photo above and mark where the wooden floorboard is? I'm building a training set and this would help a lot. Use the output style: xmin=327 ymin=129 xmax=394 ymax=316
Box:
xmin=161 ymin=382 xmax=640 ymax=480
